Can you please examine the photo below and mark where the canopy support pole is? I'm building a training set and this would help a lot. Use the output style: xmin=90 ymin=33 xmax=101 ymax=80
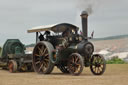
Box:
xmin=36 ymin=32 xmax=38 ymax=43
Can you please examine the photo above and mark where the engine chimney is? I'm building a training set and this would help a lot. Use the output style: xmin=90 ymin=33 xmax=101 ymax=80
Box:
xmin=80 ymin=11 xmax=88 ymax=38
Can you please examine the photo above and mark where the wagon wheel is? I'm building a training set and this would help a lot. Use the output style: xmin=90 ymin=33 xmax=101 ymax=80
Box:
xmin=8 ymin=60 xmax=17 ymax=73
xmin=58 ymin=65 xmax=69 ymax=73
xmin=68 ymin=53 xmax=84 ymax=76
xmin=33 ymin=41 xmax=54 ymax=74
xmin=90 ymin=54 xmax=106 ymax=75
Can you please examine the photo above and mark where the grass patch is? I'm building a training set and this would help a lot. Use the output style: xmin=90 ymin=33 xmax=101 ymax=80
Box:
xmin=106 ymin=57 xmax=126 ymax=64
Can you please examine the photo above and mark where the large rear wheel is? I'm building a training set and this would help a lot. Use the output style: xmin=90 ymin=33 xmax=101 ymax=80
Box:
xmin=90 ymin=54 xmax=106 ymax=75
xmin=33 ymin=41 xmax=54 ymax=74
xmin=68 ymin=53 xmax=84 ymax=76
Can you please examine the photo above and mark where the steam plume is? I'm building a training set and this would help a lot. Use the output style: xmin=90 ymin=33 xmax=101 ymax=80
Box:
xmin=76 ymin=0 xmax=100 ymax=15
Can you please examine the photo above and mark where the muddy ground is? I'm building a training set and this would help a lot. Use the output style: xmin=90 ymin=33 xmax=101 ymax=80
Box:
xmin=0 ymin=64 xmax=128 ymax=85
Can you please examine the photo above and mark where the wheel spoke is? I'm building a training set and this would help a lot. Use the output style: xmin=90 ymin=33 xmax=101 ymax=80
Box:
xmin=75 ymin=56 xmax=79 ymax=63
xmin=74 ymin=56 xmax=77 ymax=63
xmin=96 ymin=67 xmax=98 ymax=73
xmin=71 ymin=56 xmax=74 ymax=63
xmin=97 ymin=67 xmax=101 ymax=73
xmin=44 ymin=58 xmax=49 ymax=62
xmin=92 ymin=65 xmax=95 ymax=70
xmin=98 ymin=57 xmax=102 ymax=63
xmin=38 ymin=46 xmax=43 ymax=55
xmin=100 ymin=64 xmax=104 ymax=68
xmin=35 ymin=54 xmax=40 ymax=56
xmin=75 ymin=63 xmax=80 ymax=66
xmin=99 ymin=66 xmax=103 ymax=71
xmin=44 ymin=53 xmax=48 ymax=57
xmin=38 ymin=63 xmax=44 ymax=72
xmin=42 ymin=48 xmax=47 ymax=56
xmin=95 ymin=66 xmax=96 ymax=72
xmin=41 ymin=45 xmax=44 ymax=51
xmin=43 ymin=60 xmax=48 ymax=67
xmin=35 ymin=61 xmax=41 ymax=65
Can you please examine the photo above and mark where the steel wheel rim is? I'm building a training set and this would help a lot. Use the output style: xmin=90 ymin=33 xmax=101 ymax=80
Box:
xmin=33 ymin=43 xmax=49 ymax=74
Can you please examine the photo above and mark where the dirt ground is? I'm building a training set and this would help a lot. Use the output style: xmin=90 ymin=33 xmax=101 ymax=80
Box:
xmin=0 ymin=64 xmax=128 ymax=85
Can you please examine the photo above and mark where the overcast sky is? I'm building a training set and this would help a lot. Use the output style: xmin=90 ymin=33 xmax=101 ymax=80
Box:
xmin=0 ymin=0 xmax=128 ymax=46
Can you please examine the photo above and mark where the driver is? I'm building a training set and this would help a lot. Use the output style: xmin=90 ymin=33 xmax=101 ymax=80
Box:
xmin=53 ymin=29 xmax=70 ymax=57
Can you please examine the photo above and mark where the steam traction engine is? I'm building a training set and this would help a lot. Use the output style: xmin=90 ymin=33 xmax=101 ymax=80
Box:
xmin=0 ymin=39 xmax=33 ymax=73
xmin=28 ymin=11 xmax=106 ymax=75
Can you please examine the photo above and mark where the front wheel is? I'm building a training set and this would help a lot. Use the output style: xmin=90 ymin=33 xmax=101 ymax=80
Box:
xmin=67 ymin=53 xmax=84 ymax=76
xmin=90 ymin=54 xmax=106 ymax=75
xmin=8 ymin=60 xmax=17 ymax=73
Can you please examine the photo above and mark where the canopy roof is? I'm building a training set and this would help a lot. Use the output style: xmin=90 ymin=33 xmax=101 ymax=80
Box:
xmin=27 ymin=23 xmax=79 ymax=33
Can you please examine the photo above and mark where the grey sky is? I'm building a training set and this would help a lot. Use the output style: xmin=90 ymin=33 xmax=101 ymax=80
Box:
xmin=0 ymin=0 xmax=128 ymax=46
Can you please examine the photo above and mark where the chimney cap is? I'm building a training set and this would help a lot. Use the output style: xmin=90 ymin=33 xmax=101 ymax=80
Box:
xmin=81 ymin=11 xmax=88 ymax=16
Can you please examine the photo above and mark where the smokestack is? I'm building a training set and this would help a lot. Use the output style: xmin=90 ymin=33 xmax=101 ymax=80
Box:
xmin=80 ymin=11 xmax=88 ymax=38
